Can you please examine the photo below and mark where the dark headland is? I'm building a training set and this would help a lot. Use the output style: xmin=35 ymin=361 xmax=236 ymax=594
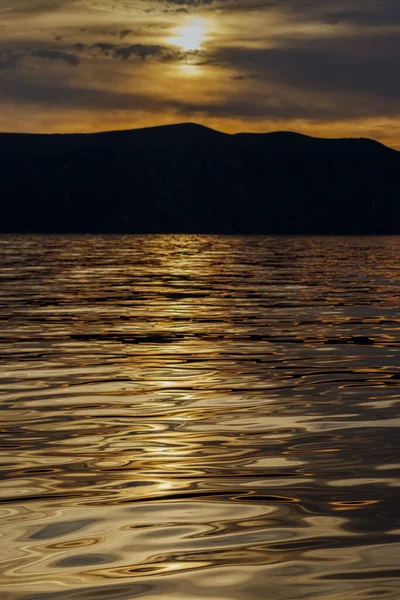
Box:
xmin=0 ymin=122 xmax=399 ymax=234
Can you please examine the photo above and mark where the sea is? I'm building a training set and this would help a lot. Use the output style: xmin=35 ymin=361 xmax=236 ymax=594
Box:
xmin=0 ymin=235 xmax=399 ymax=600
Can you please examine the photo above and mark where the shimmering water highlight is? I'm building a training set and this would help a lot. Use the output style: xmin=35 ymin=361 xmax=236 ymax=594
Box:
xmin=0 ymin=235 xmax=399 ymax=600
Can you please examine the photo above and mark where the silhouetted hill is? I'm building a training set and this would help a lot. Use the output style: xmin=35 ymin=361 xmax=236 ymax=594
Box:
xmin=0 ymin=123 xmax=399 ymax=233
xmin=232 ymin=131 xmax=396 ymax=159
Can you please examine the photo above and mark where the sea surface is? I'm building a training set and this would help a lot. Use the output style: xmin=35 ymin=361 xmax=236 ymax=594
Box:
xmin=0 ymin=235 xmax=399 ymax=600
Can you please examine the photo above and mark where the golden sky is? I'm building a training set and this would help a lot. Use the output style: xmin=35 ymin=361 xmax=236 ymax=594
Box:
xmin=0 ymin=0 xmax=399 ymax=147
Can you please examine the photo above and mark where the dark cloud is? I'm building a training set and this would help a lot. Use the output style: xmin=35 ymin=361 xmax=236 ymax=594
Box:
xmin=0 ymin=66 xmax=290 ymax=119
xmin=118 ymin=29 xmax=133 ymax=40
xmin=0 ymin=39 xmax=197 ymax=69
xmin=0 ymin=0 xmax=67 ymax=15
xmin=0 ymin=53 xmax=398 ymax=125
xmin=230 ymin=73 xmax=259 ymax=81
xmin=73 ymin=43 xmax=86 ymax=53
xmin=324 ymin=1 xmax=400 ymax=25
xmin=89 ymin=28 xmax=136 ymax=39
xmin=89 ymin=42 xmax=115 ymax=56
xmin=0 ymin=49 xmax=25 ymax=70
xmin=83 ymin=42 xmax=197 ymax=62
xmin=222 ymin=0 xmax=400 ymax=26
xmin=0 ymin=75 xmax=169 ymax=112
xmin=31 ymin=49 xmax=79 ymax=66
xmin=215 ymin=31 xmax=400 ymax=107
xmin=165 ymin=87 xmax=400 ymax=122
xmin=162 ymin=8 xmax=189 ymax=13
xmin=0 ymin=0 xmax=399 ymax=133
xmin=106 ymin=43 xmax=187 ymax=61
xmin=82 ymin=42 xmax=201 ymax=61
xmin=0 ymin=45 xmax=79 ymax=68
xmin=2 ymin=22 xmax=397 ymax=121
xmin=160 ymin=0 xmax=214 ymax=6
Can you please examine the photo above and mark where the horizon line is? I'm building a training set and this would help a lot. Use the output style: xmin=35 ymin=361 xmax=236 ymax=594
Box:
xmin=0 ymin=122 xmax=398 ymax=151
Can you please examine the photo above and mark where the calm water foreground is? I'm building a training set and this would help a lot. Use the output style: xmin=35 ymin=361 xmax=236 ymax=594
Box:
xmin=0 ymin=235 xmax=399 ymax=600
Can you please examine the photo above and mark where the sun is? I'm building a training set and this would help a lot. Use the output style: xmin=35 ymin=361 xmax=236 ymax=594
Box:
xmin=168 ymin=17 xmax=207 ymax=51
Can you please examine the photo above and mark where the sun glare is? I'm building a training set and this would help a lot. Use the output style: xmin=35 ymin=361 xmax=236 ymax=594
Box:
xmin=179 ymin=64 xmax=200 ymax=76
xmin=168 ymin=17 xmax=207 ymax=51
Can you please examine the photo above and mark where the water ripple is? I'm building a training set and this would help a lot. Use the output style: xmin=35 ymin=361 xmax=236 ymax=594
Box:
xmin=0 ymin=235 xmax=399 ymax=600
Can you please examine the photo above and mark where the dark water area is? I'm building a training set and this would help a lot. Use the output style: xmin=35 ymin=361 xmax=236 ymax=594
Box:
xmin=0 ymin=235 xmax=399 ymax=600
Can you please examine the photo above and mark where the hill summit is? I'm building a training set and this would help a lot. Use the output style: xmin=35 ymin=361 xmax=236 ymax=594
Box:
xmin=0 ymin=123 xmax=398 ymax=233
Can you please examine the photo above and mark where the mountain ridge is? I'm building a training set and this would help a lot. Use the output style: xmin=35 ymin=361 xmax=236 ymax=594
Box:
xmin=0 ymin=123 xmax=399 ymax=234
xmin=0 ymin=122 xmax=397 ymax=153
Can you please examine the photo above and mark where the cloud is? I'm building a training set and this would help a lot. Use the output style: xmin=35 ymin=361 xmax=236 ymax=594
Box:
xmin=118 ymin=29 xmax=133 ymax=39
xmin=81 ymin=28 xmax=136 ymax=39
xmin=31 ymin=49 xmax=80 ymax=66
xmin=73 ymin=41 xmax=199 ymax=62
xmin=0 ymin=57 xmax=397 ymax=125
xmin=162 ymin=8 xmax=188 ymax=14
xmin=73 ymin=42 xmax=202 ymax=62
xmin=324 ymin=1 xmax=400 ymax=26
xmin=0 ymin=0 xmax=68 ymax=16
xmin=0 ymin=45 xmax=80 ymax=68
xmin=1 ymin=22 xmax=399 ymax=124
xmin=0 ymin=0 xmax=399 ymax=138
xmin=91 ymin=42 xmax=188 ymax=61
xmin=0 ymin=39 xmax=198 ymax=70
xmin=157 ymin=0 xmax=214 ymax=6
xmin=0 ymin=48 xmax=25 ymax=70
xmin=213 ymin=30 xmax=400 ymax=113
xmin=73 ymin=43 xmax=86 ymax=53
xmin=0 ymin=74 xmax=169 ymax=112
xmin=230 ymin=73 xmax=258 ymax=81
xmin=220 ymin=0 xmax=400 ymax=26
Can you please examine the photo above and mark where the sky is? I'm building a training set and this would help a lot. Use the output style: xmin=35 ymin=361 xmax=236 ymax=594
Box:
xmin=0 ymin=0 xmax=399 ymax=147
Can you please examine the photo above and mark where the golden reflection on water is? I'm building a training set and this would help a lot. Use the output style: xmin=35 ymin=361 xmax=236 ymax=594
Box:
xmin=0 ymin=235 xmax=399 ymax=600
